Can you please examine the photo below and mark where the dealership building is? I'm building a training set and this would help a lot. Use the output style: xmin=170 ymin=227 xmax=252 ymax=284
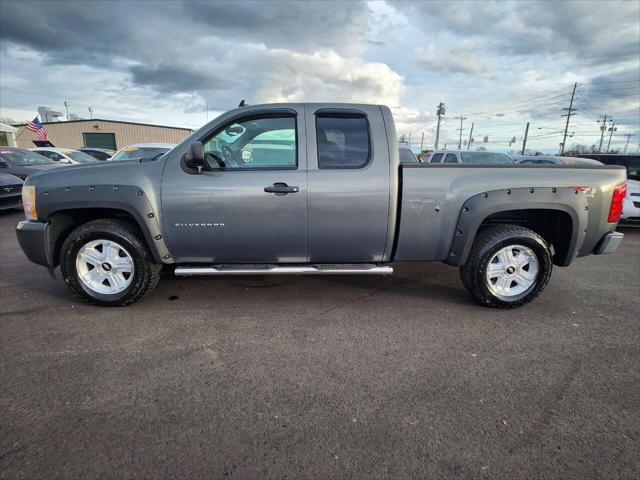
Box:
xmin=14 ymin=119 xmax=193 ymax=150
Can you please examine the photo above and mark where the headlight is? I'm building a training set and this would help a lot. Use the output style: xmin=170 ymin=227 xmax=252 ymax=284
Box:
xmin=22 ymin=185 xmax=37 ymax=220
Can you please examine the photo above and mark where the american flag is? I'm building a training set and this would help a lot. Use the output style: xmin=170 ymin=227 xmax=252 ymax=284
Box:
xmin=26 ymin=117 xmax=49 ymax=141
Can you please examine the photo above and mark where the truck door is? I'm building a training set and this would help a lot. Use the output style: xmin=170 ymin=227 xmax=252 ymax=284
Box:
xmin=305 ymin=105 xmax=392 ymax=262
xmin=161 ymin=109 xmax=308 ymax=263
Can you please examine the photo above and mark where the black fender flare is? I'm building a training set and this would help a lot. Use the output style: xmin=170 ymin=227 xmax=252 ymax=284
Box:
xmin=37 ymin=184 xmax=173 ymax=265
xmin=445 ymin=187 xmax=589 ymax=267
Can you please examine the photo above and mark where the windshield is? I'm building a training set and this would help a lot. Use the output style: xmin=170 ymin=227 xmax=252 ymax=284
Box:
xmin=459 ymin=152 xmax=514 ymax=164
xmin=399 ymin=148 xmax=419 ymax=163
xmin=112 ymin=146 xmax=170 ymax=161
xmin=64 ymin=150 xmax=98 ymax=163
xmin=0 ymin=149 xmax=56 ymax=165
xmin=626 ymin=159 xmax=640 ymax=182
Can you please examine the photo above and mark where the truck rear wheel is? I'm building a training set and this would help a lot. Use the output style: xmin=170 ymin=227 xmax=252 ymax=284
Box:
xmin=460 ymin=224 xmax=552 ymax=308
xmin=60 ymin=219 xmax=161 ymax=306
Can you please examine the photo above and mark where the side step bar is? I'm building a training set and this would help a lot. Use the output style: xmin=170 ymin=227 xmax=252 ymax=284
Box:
xmin=175 ymin=265 xmax=393 ymax=276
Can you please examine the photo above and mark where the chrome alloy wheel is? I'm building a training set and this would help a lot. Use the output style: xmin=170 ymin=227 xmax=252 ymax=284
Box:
xmin=486 ymin=244 xmax=539 ymax=299
xmin=76 ymin=239 xmax=134 ymax=295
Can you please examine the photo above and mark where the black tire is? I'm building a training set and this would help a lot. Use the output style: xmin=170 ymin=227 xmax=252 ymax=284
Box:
xmin=59 ymin=219 xmax=161 ymax=306
xmin=460 ymin=224 xmax=552 ymax=309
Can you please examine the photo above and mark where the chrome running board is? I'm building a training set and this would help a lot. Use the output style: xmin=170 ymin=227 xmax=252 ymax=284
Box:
xmin=174 ymin=264 xmax=393 ymax=276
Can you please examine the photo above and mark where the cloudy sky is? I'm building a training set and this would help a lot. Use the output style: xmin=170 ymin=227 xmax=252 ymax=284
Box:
xmin=1 ymin=0 xmax=638 ymax=153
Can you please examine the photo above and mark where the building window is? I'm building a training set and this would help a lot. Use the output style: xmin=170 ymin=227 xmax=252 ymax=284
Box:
xmin=83 ymin=132 xmax=116 ymax=150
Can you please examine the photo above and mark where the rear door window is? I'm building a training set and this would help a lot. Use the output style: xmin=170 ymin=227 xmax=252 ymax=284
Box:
xmin=444 ymin=153 xmax=458 ymax=163
xmin=430 ymin=153 xmax=443 ymax=163
xmin=316 ymin=113 xmax=370 ymax=169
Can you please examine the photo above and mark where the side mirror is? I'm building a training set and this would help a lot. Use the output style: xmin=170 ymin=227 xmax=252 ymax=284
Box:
xmin=59 ymin=158 xmax=71 ymax=164
xmin=183 ymin=141 xmax=204 ymax=171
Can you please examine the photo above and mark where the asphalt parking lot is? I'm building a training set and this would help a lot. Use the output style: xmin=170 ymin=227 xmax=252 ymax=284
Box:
xmin=0 ymin=209 xmax=638 ymax=480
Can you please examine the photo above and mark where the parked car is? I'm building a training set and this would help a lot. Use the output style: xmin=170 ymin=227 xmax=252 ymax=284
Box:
xmin=16 ymin=102 xmax=626 ymax=308
xmin=0 ymin=172 xmax=23 ymax=210
xmin=0 ymin=147 xmax=66 ymax=180
xmin=427 ymin=150 xmax=514 ymax=164
xmin=513 ymin=155 xmax=603 ymax=166
xmin=109 ymin=143 xmax=176 ymax=162
xmin=399 ymin=144 xmax=420 ymax=163
xmin=31 ymin=147 xmax=98 ymax=165
xmin=79 ymin=148 xmax=115 ymax=161
xmin=575 ymin=154 xmax=639 ymax=224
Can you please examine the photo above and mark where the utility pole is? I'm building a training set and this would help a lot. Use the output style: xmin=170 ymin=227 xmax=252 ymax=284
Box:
xmin=607 ymin=121 xmax=617 ymax=152
xmin=88 ymin=106 xmax=94 ymax=119
xmin=420 ymin=132 xmax=424 ymax=152
xmin=64 ymin=101 xmax=70 ymax=121
xmin=597 ymin=115 xmax=608 ymax=152
xmin=560 ymin=82 xmax=578 ymax=155
xmin=521 ymin=122 xmax=530 ymax=155
xmin=434 ymin=102 xmax=445 ymax=150
xmin=623 ymin=133 xmax=633 ymax=154
xmin=455 ymin=116 xmax=467 ymax=150
xmin=466 ymin=122 xmax=474 ymax=150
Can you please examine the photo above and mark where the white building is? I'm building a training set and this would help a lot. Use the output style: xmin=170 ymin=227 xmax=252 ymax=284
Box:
xmin=0 ymin=123 xmax=17 ymax=147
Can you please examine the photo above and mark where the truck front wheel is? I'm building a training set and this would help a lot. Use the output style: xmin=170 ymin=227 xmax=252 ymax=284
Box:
xmin=460 ymin=224 xmax=552 ymax=308
xmin=59 ymin=219 xmax=161 ymax=306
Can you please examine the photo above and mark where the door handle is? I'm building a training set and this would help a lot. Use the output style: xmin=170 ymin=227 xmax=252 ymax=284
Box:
xmin=264 ymin=182 xmax=299 ymax=194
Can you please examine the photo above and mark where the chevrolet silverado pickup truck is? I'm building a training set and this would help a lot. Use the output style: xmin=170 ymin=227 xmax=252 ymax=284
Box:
xmin=16 ymin=103 xmax=626 ymax=308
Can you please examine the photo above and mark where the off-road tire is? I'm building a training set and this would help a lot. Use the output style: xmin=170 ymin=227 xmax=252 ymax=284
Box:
xmin=60 ymin=219 xmax=161 ymax=306
xmin=460 ymin=224 xmax=553 ymax=309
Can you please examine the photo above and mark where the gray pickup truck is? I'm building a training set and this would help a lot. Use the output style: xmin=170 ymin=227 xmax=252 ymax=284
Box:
xmin=16 ymin=103 xmax=626 ymax=308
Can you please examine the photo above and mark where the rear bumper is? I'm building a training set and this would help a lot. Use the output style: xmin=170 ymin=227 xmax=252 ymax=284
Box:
xmin=594 ymin=231 xmax=624 ymax=255
xmin=16 ymin=220 xmax=54 ymax=267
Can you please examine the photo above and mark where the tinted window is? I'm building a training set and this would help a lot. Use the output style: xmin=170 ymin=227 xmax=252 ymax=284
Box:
xmin=0 ymin=149 xmax=55 ymax=165
xmin=203 ymin=115 xmax=296 ymax=169
xmin=37 ymin=150 xmax=64 ymax=161
xmin=444 ymin=153 xmax=458 ymax=163
xmin=430 ymin=153 xmax=443 ymax=163
xmin=459 ymin=152 xmax=514 ymax=164
xmin=627 ymin=159 xmax=640 ymax=181
xmin=399 ymin=148 xmax=419 ymax=163
xmin=316 ymin=113 xmax=370 ymax=169
xmin=65 ymin=150 xmax=98 ymax=163
xmin=82 ymin=150 xmax=112 ymax=160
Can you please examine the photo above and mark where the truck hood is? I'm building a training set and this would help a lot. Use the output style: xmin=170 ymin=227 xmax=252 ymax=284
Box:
xmin=23 ymin=155 xmax=167 ymax=199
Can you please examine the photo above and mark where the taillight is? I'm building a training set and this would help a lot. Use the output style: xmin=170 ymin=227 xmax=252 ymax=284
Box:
xmin=607 ymin=181 xmax=627 ymax=223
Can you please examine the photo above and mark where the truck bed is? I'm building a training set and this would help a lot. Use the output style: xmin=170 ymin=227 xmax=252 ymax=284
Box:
xmin=394 ymin=163 xmax=627 ymax=265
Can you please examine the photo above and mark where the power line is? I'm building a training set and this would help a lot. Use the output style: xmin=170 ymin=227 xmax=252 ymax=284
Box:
xmin=466 ymin=89 xmax=573 ymax=117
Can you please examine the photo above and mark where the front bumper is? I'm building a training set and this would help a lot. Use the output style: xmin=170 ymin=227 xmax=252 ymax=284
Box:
xmin=594 ymin=231 xmax=624 ymax=255
xmin=16 ymin=220 xmax=54 ymax=267
xmin=0 ymin=194 xmax=21 ymax=210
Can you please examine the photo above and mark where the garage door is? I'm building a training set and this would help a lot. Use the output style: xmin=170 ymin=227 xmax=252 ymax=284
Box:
xmin=83 ymin=132 xmax=116 ymax=150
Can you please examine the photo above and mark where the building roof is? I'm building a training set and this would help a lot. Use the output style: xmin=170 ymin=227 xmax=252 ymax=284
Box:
xmin=0 ymin=122 xmax=18 ymax=133
xmin=14 ymin=118 xmax=193 ymax=131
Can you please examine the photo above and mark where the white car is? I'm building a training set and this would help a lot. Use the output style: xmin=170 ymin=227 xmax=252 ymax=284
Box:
xmin=109 ymin=143 xmax=176 ymax=162
xmin=427 ymin=150 xmax=514 ymax=164
xmin=622 ymin=179 xmax=640 ymax=224
xmin=30 ymin=147 xmax=98 ymax=165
